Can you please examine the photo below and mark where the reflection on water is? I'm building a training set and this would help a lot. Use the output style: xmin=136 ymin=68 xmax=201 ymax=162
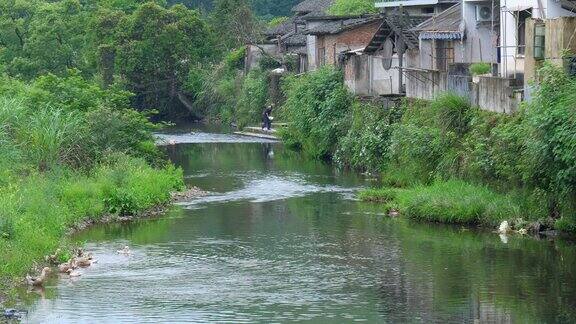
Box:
xmin=23 ymin=127 xmax=576 ymax=323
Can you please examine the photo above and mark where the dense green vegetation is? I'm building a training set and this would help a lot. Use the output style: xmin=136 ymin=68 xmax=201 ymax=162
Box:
xmin=0 ymin=72 xmax=183 ymax=288
xmin=279 ymin=65 xmax=576 ymax=232
xmin=328 ymin=0 xmax=379 ymax=15
xmin=171 ymin=0 xmax=300 ymax=18
xmin=0 ymin=0 xmax=274 ymax=120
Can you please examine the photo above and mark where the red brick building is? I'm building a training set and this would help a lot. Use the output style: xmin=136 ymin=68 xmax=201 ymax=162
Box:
xmin=306 ymin=16 xmax=382 ymax=67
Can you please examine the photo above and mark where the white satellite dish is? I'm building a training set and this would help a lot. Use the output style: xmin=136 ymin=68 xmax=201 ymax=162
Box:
xmin=381 ymin=37 xmax=393 ymax=70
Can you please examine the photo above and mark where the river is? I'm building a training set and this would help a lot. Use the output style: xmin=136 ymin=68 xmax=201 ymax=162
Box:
xmin=22 ymin=125 xmax=576 ymax=323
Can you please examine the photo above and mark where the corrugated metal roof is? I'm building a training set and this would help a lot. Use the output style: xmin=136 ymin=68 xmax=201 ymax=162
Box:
xmin=420 ymin=31 xmax=463 ymax=40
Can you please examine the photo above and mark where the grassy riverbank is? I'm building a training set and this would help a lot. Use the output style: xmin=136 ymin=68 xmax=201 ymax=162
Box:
xmin=279 ymin=64 xmax=576 ymax=233
xmin=0 ymin=73 xmax=183 ymax=299
xmin=359 ymin=181 xmax=520 ymax=226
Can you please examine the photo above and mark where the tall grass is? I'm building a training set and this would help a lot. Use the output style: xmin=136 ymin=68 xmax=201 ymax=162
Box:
xmin=19 ymin=108 xmax=85 ymax=170
xmin=360 ymin=180 xmax=521 ymax=226
xmin=0 ymin=155 xmax=183 ymax=280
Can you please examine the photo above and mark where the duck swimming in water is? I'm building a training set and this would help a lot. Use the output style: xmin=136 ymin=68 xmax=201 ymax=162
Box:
xmin=66 ymin=269 xmax=82 ymax=277
xmin=26 ymin=267 xmax=51 ymax=287
xmin=73 ymin=256 xmax=93 ymax=268
xmin=58 ymin=259 xmax=76 ymax=273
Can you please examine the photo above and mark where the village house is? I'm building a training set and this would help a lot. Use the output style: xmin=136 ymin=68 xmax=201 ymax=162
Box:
xmin=405 ymin=3 xmax=522 ymax=112
xmin=245 ymin=0 xmax=335 ymax=73
xmin=305 ymin=15 xmax=383 ymax=69
xmin=341 ymin=10 xmax=425 ymax=96
xmin=498 ymin=0 xmax=576 ymax=81
xmin=376 ymin=0 xmax=460 ymax=17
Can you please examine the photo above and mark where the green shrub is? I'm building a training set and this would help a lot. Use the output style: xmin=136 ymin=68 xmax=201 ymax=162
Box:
xmin=430 ymin=92 xmax=473 ymax=136
xmin=224 ymin=46 xmax=247 ymax=72
xmin=0 ymin=154 xmax=183 ymax=280
xmin=328 ymin=0 xmax=378 ymax=15
xmin=236 ymin=69 xmax=269 ymax=128
xmin=259 ymin=55 xmax=281 ymax=70
xmin=335 ymin=100 xmax=402 ymax=172
xmin=522 ymin=63 xmax=576 ymax=211
xmin=462 ymin=112 xmax=525 ymax=187
xmin=280 ymin=66 xmax=352 ymax=159
xmin=388 ymin=124 xmax=446 ymax=184
xmin=469 ymin=63 xmax=491 ymax=76
xmin=18 ymin=108 xmax=87 ymax=171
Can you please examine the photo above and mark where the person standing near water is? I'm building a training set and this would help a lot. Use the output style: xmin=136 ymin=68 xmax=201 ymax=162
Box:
xmin=262 ymin=105 xmax=273 ymax=131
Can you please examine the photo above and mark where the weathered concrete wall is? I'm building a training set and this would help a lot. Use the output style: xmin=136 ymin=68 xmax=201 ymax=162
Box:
xmin=344 ymin=55 xmax=370 ymax=96
xmin=462 ymin=1 xmax=498 ymax=64
xmin=343 ymin=53 xmax=400 ymax=96
xmin=405 ymin=65 xmax=519 ymax=114
xmin=405 ymin=69 xmax=447 ymax=100
xmin=474 ymin=76 xmax=520 ymax=113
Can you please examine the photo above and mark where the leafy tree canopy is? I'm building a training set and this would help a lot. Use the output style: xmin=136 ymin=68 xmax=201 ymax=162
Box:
xmin=328 ymin=0 xmax=378 ymax=16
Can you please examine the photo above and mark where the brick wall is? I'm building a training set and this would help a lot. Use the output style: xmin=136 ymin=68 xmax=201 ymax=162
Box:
xmin=316 ymin=21 xmax=381 ymax=66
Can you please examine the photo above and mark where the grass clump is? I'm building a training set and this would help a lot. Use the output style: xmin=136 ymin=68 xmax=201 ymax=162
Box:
xmin=358 ymin=188 xmax=397 ymax=203
xmin=469 ymin=63 xmax=491 ymax=76
xmin=360 ymin=180 xmax=520 ymax=226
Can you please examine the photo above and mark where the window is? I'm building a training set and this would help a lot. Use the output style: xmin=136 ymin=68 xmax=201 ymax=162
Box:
xmin=435 ymin=40 xmax=455 ymax=71
xmin=517 ymin=10 xmax=531 ymax=55
xmin=422 ymin=7 xmax=435 ymax=15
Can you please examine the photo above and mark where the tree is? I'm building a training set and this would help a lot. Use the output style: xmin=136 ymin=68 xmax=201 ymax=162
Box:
xmin=114 ymin=2 xmax=214 ymax=117
xmin=211 ymin=0 xmax=261 ymax=49
xmin=328 ymin=0 xmax=378 ymax=16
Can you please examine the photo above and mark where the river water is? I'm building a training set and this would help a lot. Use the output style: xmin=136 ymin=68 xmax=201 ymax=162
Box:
xmin=23 ymin=126 xmax=576 ymax=323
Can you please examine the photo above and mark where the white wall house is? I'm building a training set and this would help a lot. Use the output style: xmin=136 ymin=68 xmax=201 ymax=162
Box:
xmin=498 ymin=0 xmax=576 ymax=78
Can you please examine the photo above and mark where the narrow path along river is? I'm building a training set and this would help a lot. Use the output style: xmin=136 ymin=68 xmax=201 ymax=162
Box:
xmin=23 ymin=125 xmax=576 ymax=323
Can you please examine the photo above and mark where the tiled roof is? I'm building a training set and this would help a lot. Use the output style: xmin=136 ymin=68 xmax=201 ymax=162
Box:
xmin=282 ymin=33 xmax=307 ymax=46
xmin=305 ymin=15 xmax=381 ymax=35
xmin=265 ymin=17 xmax=296 ymax=36
xmin=292 ymin=0 xmax=335 ymax=14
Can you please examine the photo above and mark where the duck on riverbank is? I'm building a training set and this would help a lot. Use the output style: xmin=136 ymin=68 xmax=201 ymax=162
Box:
xmin=25 ymin=267 xmax=51 ymax=287
xmin=45 ymin=249 xmax=61 ymax=265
